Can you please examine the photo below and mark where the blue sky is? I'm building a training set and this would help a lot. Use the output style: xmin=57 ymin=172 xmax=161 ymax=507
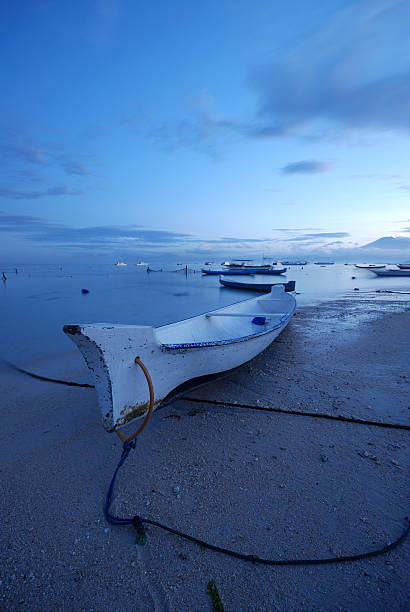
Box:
xmin=1 ymin=0 xmax=410 ymax=262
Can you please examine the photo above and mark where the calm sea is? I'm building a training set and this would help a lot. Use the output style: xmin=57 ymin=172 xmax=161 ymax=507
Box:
xmin=0 ymin=262 xmax=409 ymax=362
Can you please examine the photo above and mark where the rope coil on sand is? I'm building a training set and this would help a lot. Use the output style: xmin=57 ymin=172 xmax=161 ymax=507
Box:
xmin=2 ymin=354 xmax=408 ymax=562
xmin=103 ymin=356 xmax=410 ymax=564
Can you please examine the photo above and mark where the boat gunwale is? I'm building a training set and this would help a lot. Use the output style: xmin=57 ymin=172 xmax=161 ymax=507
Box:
xmin=160 ymin=297 xmax=296 ymax=349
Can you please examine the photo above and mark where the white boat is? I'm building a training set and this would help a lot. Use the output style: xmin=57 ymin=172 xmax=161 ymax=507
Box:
xmin=370 ymin=268 xmax=410 ymax=277
xmin=135 ymin=261 xmax=149 ymax=266
xmin=64 ymin=285 xmax=296 ymax=432
xmin=115 ymin=261 xmax=127 ymax=266
xmin=220 ymin=277 xmax=295 ymax=292
xmin=282 ymin=261 xmax=307 ymax=266
xmin=354 ymin=264 xmax=386 ymax=269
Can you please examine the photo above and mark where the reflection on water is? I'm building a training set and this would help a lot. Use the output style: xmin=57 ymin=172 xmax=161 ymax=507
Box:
xmin=0 ymin=263 xmax=409 ymax=361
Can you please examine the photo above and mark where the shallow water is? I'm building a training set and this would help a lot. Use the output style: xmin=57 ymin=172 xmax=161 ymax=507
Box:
xmin=0 ymin=262 xmax=409 ymax=362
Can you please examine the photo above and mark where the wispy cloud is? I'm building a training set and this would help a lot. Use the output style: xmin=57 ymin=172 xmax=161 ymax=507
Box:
xmin=5 ymin=144 xmax=50 ymax=166
xmin=249 ymin=2 xmax=410 ymax=138
xmin=281 ymin=160 xmax=331 ymax=175
xmin=0 ymin=185 xmax=84 ymax=200
xmin=285 ymin=232 xmax=350 ymax=242
xmin=62 ymin=161 xmax=95 ymax=176
xmin=0 ymin=133 xmax=98 ymax=198
xmin=0 ymin=211 xmax=192 ymax=251
xmin=272 ymin=228 xmax=323 ymax=232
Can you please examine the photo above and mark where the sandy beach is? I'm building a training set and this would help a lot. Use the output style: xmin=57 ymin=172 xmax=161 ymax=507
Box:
xmin=1 ymin=292 xmax=409 ymax=611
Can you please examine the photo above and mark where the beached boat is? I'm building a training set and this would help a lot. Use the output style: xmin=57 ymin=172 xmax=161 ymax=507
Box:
xmin=354 ymin=264 xmax=386 ymax=269
xmin=64 ymin=285 xmax=296 ymax=432
xmin=397 ymin=264 xmax=410 ymax=269
xmin=370 ymin=269 xmax=410 ymax=277
xmin=220 ymin=277 xmax=295 ymax=292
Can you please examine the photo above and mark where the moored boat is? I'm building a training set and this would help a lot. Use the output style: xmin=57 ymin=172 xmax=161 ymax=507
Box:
xmin=282 ymin=261 xmax=307 ymax=266
xmin=370 ymin=268 xmax=410 ymax=277
xmin=354 ymin=264 xmax=386 ymax=269
xmin=220 ymin=277 xmax=295 ymax=292
xmin=242 ymin=263 xmax=272 ymax=269
xmin=397 ymin=263 xmax=410 ymax=269
xmin=64 ymin=285 xmax=296 ymax=432
xmin=202 ymin=268 xmax=256 ymax=275
xmin=202 ymin=267 xmax=287 ymax=275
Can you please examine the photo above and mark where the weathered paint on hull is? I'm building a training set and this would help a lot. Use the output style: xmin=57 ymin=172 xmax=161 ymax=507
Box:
xmin=64 ymin=321 xmax=290 ymax=432
xmin=64 ymin=286 xmax=296 ymax=432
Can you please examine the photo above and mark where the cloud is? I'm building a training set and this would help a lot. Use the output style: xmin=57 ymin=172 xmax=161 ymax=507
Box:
xmin=62 ymin=161 xmax=95 ymax=176
xmin=249 ymin=2 xmax=410 ymax=138
xmin=272 ymin=228 xmax=323 ymax=232
xmin=281 ymin=160 xmax=331 ymax=174
xmin=285 ymin=232 xmax=350 ymax=242
xmin=141 ymin=2 xmax=410 ymax=160
xmin=217 ymin=236 xmax=273 ymax=243
xmin=0 ymin=211 xmax=54 ymax=231
xmin=0 ymin=211 xmax=193 ymax=251
xmin=0 ymin=185 xmax=84 ymax=200
xmin=4 ymin=144 xmax=50 ymax=165
xmin=1 ymin=132 xmax=97 ymax=196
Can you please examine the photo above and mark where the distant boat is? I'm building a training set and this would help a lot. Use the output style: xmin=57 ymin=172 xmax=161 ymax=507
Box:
xmin=282 ymin=261 xmax=307 ymax=266
xmin=242 ymin=267 xmax=287 ymax=275
xmin=64 ymin=285 xmax=296 ymax=432
xmin=220 ymin=277 xmax=295 ymax=292
xmin=202 ymin=268 xmax=256 ymax=276
xmin=242 ymin=263 xmax=272 ymax=269
xmin=204 ymin=261 xmax=216 ymax=265
xmin=115 ymin=262 xmax=127 ymax=266
xmin=314 ymin=262 xmax=334 ymax=265
xmin=397 ymin=264 xmax=410 ymax=269
xmin=135 ymin=261 xmax=148 ymax=266
xmin=221 ymin=261 xmax=244 ymax=268
xmin=354 ymin=264 xmax=386 ymax=269
xmin=370 ymin=269 xmax=410 ymax=277
xmin=202 ymin=267 xmax=287 ymax=275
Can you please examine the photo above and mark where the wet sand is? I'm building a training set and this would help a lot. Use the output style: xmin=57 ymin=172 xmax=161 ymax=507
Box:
xmin=1 ymin=292 xmax=409 ymax=611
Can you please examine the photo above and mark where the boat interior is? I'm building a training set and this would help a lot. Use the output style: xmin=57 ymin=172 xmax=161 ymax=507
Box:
xmin=156 ymin=289 xmax=295 ymax=348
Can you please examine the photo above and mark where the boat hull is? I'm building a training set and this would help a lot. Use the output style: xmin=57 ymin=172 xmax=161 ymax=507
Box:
xmin=202 ymin=267 xmax=287 ymax=275
xmin=64 ymin=287 xmax=295 ymax=432
xmin=202 ymin=269 xmax=255 ymax=275
xmin=220 ymin=278 xmax=295 ymax=292
xmin=354 ymin=264 xmax=386 ymax=269
xmin=371 ymin=269 xmax=410 ymax=276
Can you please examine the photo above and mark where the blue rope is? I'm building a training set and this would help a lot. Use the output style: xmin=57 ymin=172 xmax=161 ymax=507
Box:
xmin=104 ymin=436 xmax=409 ymax=562
xmin=104 ymin=440 xmax=138 ymax=526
